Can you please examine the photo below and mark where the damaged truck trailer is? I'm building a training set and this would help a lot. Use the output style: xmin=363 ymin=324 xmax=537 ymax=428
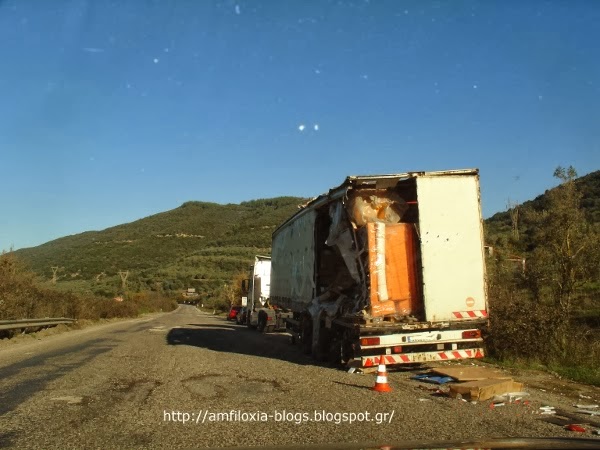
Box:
xmin=265 ymin=169 xmax=489 ymax=368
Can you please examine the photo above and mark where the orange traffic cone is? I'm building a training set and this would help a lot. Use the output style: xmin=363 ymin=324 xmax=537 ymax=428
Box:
xmin=371 ymin=355 xmax=392 ymax=392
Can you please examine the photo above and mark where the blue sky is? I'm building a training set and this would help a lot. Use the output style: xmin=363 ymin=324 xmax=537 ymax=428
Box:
xmin=1 ymin=0 xmax=598 ymax=251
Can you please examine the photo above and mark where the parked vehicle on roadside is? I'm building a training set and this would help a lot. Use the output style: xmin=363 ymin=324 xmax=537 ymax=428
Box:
xmin=243 ymin=256 xmax=272 ymax=330
xmin=227 ymin=305 xmax=242 ymax=321
xmin=255 ymin=169 xmax=489 ymax=369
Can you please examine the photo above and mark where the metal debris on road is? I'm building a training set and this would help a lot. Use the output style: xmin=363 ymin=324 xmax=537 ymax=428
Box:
xmin=51 ymin=396 xmax=84 ymax=405
xmin=491 ymin=392 xmax=530 ymax=404
xmin=577 ymin=410 xmax=600 ymax=416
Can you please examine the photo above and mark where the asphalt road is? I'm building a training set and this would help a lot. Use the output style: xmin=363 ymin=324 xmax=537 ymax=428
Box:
xmin=1 ymin=305 xmax=599 ymax=449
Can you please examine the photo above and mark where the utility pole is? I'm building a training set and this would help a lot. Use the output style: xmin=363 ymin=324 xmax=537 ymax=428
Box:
xmin=507 ymin=199 xmax=520 ymax=240
xmin=119 ymin=270 xmax=129 ymax=290
xmin=51 ymin=266 xmax=59 ymax=284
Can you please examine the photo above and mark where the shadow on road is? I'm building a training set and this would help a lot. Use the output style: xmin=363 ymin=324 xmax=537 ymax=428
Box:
xmin=166 ymin=321 xmax=326 ymax=367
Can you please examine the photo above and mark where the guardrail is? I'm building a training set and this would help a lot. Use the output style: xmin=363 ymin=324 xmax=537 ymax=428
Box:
xmin=0 ymin=318 xmax=77 ymax=331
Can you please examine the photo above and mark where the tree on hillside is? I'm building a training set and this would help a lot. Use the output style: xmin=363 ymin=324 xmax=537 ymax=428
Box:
xmin=227 ymin=269 xmax=251 ymax=307
xmin=525 ymin=166 xmax=600 ymax=356
xmin=507 ymin=198 xmax=520 ymax=241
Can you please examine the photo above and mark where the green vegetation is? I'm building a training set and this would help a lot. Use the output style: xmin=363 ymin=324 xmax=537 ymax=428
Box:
xmin=484 ymin=167 xmax=600 ymax=385
xmin=0 ymin=251 xmax=178 ymax=326
xmin=12 ymin=197 xmax=305 ymax=302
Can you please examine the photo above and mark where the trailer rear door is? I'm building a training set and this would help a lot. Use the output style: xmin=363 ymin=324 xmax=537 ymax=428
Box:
xmin=416 ymin=174 xmax=487 ymax=323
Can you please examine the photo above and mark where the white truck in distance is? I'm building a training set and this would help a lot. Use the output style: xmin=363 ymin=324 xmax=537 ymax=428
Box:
xmin=260 ymin=169 xmax=489 ymax=368
xmin=243 ymin=256 xmax=277 ymax=331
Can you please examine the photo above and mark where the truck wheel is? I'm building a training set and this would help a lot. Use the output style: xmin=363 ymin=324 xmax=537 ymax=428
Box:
xmin=301 ymin=319 xmax=312 ymax=355
xmin=328 ymin=338 xmax=342 ymax=366
xmin=313 ymin=325 xmax=330 ymax=362
xmin=257 ymin=313 xmax=266 ymax=333
xmin=328 ymin=330 xmax=354 ymax=366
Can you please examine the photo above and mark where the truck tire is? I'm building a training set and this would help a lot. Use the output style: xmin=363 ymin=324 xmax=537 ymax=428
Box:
xmin=313 ymin=325 xmax=330 ymax=362
xmin=301 ymin=319 xmax=312 ymax=355
xmin=340 ymin=331 xmax=355 ymax=366
xmin=328 ymin=338 xmax=342 ymax=366
xmin=257 ymin=313 xmax=267 ymax=333
xmin=329 ymin=335 xmax=354 ymax=367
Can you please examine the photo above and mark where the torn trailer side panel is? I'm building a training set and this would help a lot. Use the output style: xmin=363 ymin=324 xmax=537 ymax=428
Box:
xmin=269 ymin=209 xmax=317 ymax=312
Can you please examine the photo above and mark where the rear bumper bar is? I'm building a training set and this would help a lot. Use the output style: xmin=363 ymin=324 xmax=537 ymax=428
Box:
xmin=360 ymin=348 xmax=485 ymax=367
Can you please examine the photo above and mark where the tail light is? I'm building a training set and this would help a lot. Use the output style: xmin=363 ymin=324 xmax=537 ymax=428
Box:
xmin=392 ymin=346 xmax=403 ymax=354
xmin=360 ymin=337 xmax=380 ymax=346
xmin=462 ymin=330 xmax=481 ymax=339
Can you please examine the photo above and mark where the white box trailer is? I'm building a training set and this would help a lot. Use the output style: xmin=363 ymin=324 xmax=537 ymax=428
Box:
xmin=268 ymin=169 xmax=488 ymax=367
xmin=244 ymin=256 xmax=274 ymax=329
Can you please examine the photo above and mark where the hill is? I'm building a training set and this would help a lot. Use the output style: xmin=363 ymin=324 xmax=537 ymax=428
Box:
xmin=484 ymin=169 xmax=600 ymax=248
xmin=14 ymin=197 xmax=306 ymax=299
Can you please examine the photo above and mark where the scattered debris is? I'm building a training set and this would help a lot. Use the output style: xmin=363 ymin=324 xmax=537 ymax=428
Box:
xmin=433 ymin=388 xmax=449 ymax=397
xmin=554 ymin=409 xmax=600 ymax=428
xmin=417 ymin=398 xmax=431 ymax=402
xmin=412 ymin=373 xmax=455 ymax=385
xmin=347 ymin=367 xmax=356 ymax=374
xmin=539 ymin=406 xmax=556 ymax=415
xmin=577 ymin=410 xmax=600 ymax=416
xmin=491 ymin=392 xmax=530 ymax=403
xmin=449 ymin=378 xmax=524 ymax=401
xmin=51 ymin=396 xmax=84 ymax=405
xmin=575 ymin=404 xmax=599 ymax=409
xmin=579 ymin=394 xmax=592 ymax=399
xmin=540 ymin=416 xmax=571 ymax=427
xmin=417 ymin=385 xmax=439 ymax=392
xmin=430 ymin=366 xmax=511 ymax=382
xmin=565 ymin=424 xmax=586 ymax=433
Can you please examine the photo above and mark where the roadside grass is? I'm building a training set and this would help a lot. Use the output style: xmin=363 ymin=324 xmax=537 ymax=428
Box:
xmin=483 ymin=357 xmax=600 ymax=387
xmin=1 ymin=251 xmax=178 ymax=326
xmin=548 ymin=364 xmax=600 ymax=386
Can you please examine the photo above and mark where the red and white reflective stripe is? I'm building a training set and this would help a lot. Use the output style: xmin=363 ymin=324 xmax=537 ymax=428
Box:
xmin=370 ymin=355 xmax=396 ymax=365
xmin=452 ymin=310 xmax=488 ymax=319
xmin=437 ymin=349 xmax=483 ymax=359
xmin=361 ymin=348 xmax=485 ymax=367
